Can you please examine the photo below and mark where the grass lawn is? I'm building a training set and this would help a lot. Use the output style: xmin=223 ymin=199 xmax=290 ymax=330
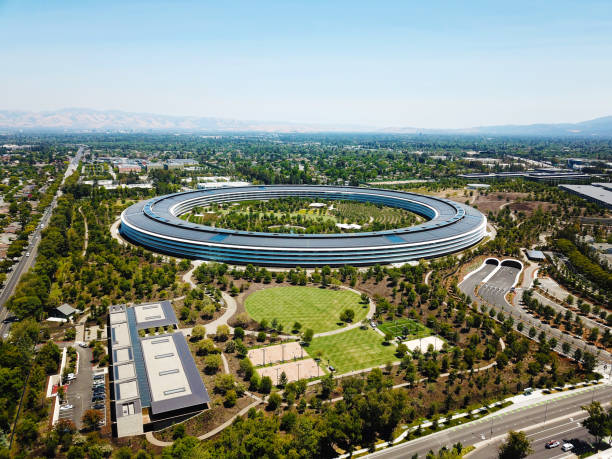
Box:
xmin=245 ymin=286 xmax=367 ymax=334
xmin=378 ymin=318 xmax=431 ymax=339
xmin=306 ymin=328 xmax=399 ymax=374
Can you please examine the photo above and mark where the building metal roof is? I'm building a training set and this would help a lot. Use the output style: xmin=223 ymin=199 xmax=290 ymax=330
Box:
xmin=526 ymin=250 xmax=546 ymax=261
xmin=56 ymin=303 xmax=78 ymax=316
xmin=109 ymin=302 xmax=209 ymax=435
xmin=120 ymin=185 xmax=487 ymax=266
xmin=559 ymin=184 xmax=612 ymax=209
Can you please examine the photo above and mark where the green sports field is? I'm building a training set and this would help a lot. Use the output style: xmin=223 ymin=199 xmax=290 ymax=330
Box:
xmin=244 ymin=286 xmax=367 ymax=334
xmin=377 ymin=318 xmax=431 ymax=339
xmin=307 ymin=328 xmax=399 ymax=374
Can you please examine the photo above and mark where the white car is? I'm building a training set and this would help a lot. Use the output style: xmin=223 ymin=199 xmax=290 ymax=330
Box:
xmin=561 ymin=443 xmax=574 ymax=452
xmin=59 ymin=404 xmax=73 ymax=411
xmin=25 ymin=252 xmax=30 ymax=257
xmin=78 ymin=342 xmax=88 ymax=348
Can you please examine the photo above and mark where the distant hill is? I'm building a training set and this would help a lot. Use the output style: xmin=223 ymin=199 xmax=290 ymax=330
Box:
xmin=381 ymin=116 xmax=612 ymax=137
xmin=0 ymin=108 xmax=611 ymax=137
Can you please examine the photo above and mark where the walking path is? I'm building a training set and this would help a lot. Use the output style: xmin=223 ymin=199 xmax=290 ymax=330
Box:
xmin=312 ymin=289 xmax=376 ymax=338
xmin=79 ymin=207 xmax=88 ymax=257
xmin=424 ymin=270 xmax=433 ymax=285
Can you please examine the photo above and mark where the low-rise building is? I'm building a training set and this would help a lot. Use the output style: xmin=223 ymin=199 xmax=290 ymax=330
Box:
xmin=108 ymin=302 xmax=210 ymax=437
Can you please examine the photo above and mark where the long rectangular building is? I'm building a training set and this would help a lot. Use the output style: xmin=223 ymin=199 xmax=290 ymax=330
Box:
xmin=108 ymin=301 xmax=210 ymax=437
xmin=559 ymin=184 xmax=612 ymax=210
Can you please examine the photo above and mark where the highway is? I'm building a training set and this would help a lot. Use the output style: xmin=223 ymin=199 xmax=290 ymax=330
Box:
xmin=365 ymin=384 xmax=612 ymax=458
xmin=0 ymin=146 xmax=84 ymax=338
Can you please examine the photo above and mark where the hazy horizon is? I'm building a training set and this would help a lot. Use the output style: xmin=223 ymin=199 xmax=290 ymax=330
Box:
xmin=1 ymin=1 xmax=612 ymax=129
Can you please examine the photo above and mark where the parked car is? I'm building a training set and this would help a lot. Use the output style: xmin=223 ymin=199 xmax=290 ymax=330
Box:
xmin=93 ymin=403 xmax=105 ymax=410
xmin=545 ymin=440 xmax=560 ymax=449
xmin=59 ymin=404 xmax=73 ymax=411
xmin=78 ymin=342 xmax=88 ymax=348
xmin=561 ymin=443 xmax=574 ymax=452
xmin=93 ymin=374 xmax=105 ymax=380
xmin=92 ymin=395 xmax=105 ymax=402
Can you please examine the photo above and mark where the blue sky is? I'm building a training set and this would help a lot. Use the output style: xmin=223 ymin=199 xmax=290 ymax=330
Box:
xmin=1 ymin=0 xmax=611 ymax=128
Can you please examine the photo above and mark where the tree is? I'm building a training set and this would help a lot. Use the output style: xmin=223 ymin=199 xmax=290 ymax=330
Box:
xmin=339 ymin=309 xmax=355 ymax=323
xmin=320 ymin=373 xmax=334 ymax=398
xmin=292 ymin=321 xmax=302 ymax=333
xmin=260 ymin=376 xmax=273 ymax=394
xmin=582 ymin=401 xmax=611 ymax=445
xmin=268 ymin=392 xmax=282 ymax=411
xmin=498 ymin=431 xmax=532 ymax=459
xmin=81 ymin=409 xmax=103 ymax=431
xmin=279 ymin=371 xmax=288 ymax=387
xmin=303 ymin=328 xmax=314 ymax=344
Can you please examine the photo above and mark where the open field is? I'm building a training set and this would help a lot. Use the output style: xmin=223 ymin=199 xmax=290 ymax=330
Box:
xmin=245 ymin=286 xmax=367 ymax=334
xmin=247 ymin=341 xmax=305 ymax=366
xmin=306 ymin=328 xmax=398 ymax=374
xmin=256 ymin=358 xmax=322 ymax=384
xmin=377 ymin=317 xmax=431 ymax=339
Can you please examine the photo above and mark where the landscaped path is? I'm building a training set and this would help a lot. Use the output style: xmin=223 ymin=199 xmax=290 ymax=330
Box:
xmin=79 ymin=206 xmax=88 ymax=257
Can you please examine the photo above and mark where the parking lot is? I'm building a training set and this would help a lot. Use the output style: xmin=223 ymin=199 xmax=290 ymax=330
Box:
xmin=56 ymin=345 xmax=107 ymax=430
xmin=478 ymin=263 xmax=522 ymax=308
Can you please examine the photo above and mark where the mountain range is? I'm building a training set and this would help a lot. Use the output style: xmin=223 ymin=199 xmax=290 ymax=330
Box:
xmin=1 ymin=108 xmax=611 ymax=137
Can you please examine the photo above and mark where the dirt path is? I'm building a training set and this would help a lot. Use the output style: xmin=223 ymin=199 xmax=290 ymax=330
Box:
xmin=79 ymin=207 xmax=88 ymax=257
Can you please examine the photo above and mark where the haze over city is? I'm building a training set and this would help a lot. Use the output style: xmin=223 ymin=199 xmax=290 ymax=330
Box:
xmin=1 ymin=0 xmax=612 ymax=128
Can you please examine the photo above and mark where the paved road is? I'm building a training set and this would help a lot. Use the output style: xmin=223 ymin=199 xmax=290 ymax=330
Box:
xmin=365 ymin=384 xmax=612 ymax=458
xmin=460 ymin=259 xmax=609 ymax=366
xmin=0 ymin=147 xmax=83 ymax=337
xmin=459 ymin=260 xmax=499 ymax=299
xmin=478 ymin=264 xmax=520 ymax=308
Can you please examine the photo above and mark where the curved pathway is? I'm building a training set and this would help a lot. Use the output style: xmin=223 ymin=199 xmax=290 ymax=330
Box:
xmin=78 ymin=207 xmax=88 ymax=257
xmin=312 ymin=287 xmax=376 ymax=338
xmin=110 ymin=218 xmax=127 ymax=246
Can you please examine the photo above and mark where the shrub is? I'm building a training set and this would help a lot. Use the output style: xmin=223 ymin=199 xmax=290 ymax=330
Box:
xmin=234 ymin=327 xmax=245 ymax=340
xmin=216 ymin=324 xmax=230 ymax=341
xmin=224 ymin=390 xmax=237 ymax=407
xmin=225 ymin=340 xmax=236 ymax=353
xmin=234 ymin=312 xmax=249 ymax=328
xmin=214 ymin=374 xmax=235 ymax=394
xmin=196 ymin=338 xmax=216 ymax=356
xmin=191 ymin=325 xmax=206 ymax=341
xmin=204 ymin=354 xmax=222 ymax=374
xmin=172 ymin=424 xmax=186 ymax=440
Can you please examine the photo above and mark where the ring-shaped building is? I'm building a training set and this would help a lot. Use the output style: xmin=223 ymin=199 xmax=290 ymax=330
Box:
xmin=119 ymin=185 xmax=487 ymax=267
